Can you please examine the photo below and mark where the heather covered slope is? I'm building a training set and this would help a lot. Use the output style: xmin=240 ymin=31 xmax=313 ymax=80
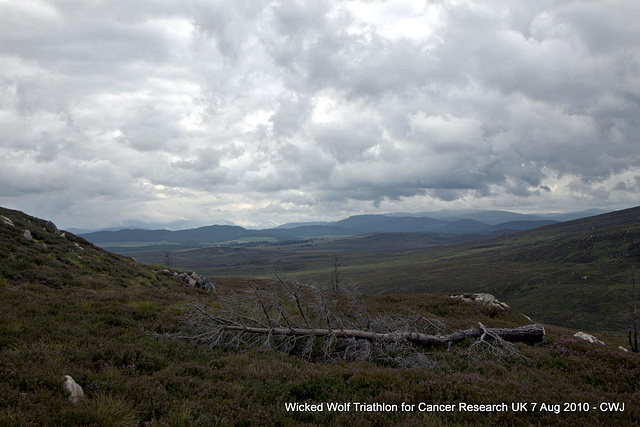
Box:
xmin=1 ymin=206 xmax=639 ymax=425
xmin=0 ymin=206 xmax=171 ymax=290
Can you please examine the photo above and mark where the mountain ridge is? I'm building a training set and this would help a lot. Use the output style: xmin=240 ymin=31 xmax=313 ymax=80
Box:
xmin=77 ymin=209 xmax=600 ymax=249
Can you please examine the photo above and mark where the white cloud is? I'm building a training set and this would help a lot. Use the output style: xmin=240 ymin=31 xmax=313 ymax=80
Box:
xmin=1 ymin=0 xmax=639 ymax=229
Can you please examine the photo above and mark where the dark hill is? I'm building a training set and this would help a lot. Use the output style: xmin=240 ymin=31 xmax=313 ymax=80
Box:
xmin=0 ymin=207 xmax=163 ymax=289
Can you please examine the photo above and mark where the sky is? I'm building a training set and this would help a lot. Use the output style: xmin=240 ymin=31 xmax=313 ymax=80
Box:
xmin=1 ymin=0 xmax=639 ymax=230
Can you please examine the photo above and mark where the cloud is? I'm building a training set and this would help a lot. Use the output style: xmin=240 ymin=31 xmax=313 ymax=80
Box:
xmin=0 ymin=0 xmax=639 ymax=229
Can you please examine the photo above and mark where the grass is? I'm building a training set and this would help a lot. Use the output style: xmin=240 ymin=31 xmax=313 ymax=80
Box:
xmin=1 ymin=281 xmax=639 ymax=425
xmin=1 ymin=206 xmax=640 ymax=425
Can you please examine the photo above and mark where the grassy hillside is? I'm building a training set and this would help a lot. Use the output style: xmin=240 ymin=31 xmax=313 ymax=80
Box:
xmin=1 ymin=206 xmax=639 ymax=425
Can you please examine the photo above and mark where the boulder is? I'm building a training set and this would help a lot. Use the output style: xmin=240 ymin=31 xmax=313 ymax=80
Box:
xmin=155 ymin=269 xmax=173 ymax=276
xmin=451 ymin=293 xmax=509 ymax=309
xmin=157 ymin=270 xmax=215 ymax=291
xmin=574 ymin=332 xmax=605 ymax=345
xmin=22 ymin=230 xmax=33 ymax=241
xmin=1 ymin=215 xmax=14 ymax=227
xmin=63 ymin=375 xmax=84 ymax=404
xmin=43 ymin=220 xmax=58 ymax=233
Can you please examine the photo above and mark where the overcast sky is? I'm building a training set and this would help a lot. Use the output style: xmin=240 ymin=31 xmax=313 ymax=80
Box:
xmin=1 ymin=0 xmax=639 ymax=230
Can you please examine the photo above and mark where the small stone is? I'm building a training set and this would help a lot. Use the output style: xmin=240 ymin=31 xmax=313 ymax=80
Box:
xmin=63 ymin=375 xmax=84 ymax=404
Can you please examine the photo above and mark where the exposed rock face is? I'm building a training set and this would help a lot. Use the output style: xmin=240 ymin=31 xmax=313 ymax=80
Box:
xmin=1 ymin=215 xmax=14 ymax=227
xmin=22 ymin=230 xmax=33 ymax=241
xmin=63 ymin=375 xmax=84 ymax=404
xmin=451 ymin=293 xmax=510 ymax=309
xmin=574 ymin=331 xmax=605 ymax=345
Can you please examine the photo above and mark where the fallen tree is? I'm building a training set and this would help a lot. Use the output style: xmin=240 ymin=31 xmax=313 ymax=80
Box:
xmin=188 ymin=303 xmax=545 ymax=346
xmin=174 ymin=274 xmax=544 ymax=367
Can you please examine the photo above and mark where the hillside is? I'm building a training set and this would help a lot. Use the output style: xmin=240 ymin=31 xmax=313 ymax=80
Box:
xmin=1 ymin=206 xmax=639 ymax=425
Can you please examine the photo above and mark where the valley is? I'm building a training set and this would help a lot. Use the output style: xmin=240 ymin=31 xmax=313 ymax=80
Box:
xmin=112 ymin=207 xmax=640 ymax=334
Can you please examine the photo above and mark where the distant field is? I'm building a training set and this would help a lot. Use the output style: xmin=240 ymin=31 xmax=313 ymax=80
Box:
xmin=97 ymin=241 xmax=184 ymax=248
xmin=207 ymin=236 xmax=279 ymax=245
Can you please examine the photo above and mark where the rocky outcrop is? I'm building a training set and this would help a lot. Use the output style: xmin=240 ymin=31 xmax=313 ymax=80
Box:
xmin=156 ymin=269 xmax=216 ymax=292
xmin=63 ymin=375 xmax=84 ymax=404
xmin=574 ymin=331 xmax=605 ymax=345
xmin=451 ymin=293 xmax=510 ymax=309
xmin=22 ymin=229 xmax=33 ymax=241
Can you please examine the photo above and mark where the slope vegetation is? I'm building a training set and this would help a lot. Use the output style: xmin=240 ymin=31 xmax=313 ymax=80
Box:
xmin=1 ymin=206 xmax=638 ymax=425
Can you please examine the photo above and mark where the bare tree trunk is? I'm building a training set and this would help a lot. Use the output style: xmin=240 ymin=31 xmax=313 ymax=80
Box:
xmin=196 ymin=309 xmax=545 ymax=347
xmin=332 ymin=256 xmax=340 ymax=293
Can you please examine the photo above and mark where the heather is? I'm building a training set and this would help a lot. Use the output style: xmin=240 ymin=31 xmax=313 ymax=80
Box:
xmin=1 ymin=206 xmax=639 ymax=425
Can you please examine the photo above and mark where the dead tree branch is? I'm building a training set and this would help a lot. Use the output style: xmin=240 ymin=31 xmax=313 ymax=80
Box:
xmin=175 ymin=277 xmax=543 ymax=366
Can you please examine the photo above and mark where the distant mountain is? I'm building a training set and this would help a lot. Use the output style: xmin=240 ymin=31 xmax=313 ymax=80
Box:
xmin=484 ymin=220 xmax=559 ymax=232
xmin=333 ymin=215 xmax=443 ymax=233
xmin=79 ymin=209 xmax=595 ymax=251
xmin=271 ymin=225 xmax=354 ymax=238
xmin=274 ymin=221 xmax=331 ymax=229
xmin=534 ymin=209 xmax=610 ymax=222
xmin=387 ymin=208 xmax=610 ymax=225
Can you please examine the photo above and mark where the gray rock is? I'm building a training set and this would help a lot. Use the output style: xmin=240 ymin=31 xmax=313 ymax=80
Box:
xmin=44 ymin=220 xmax=58 ymax=233
xmin=200 ymin=278 xmax=216 ymax=291
xmin=1 ymin=215 xmax=14 ymax=227
xmin=574 ymin=332 xmax=605 ymax=345
xmin=63 ymin=375 xmax=84 ymax=404
xmin=22 ymin=230 xmax=33 ymax=241
xmin=451 ymin=293 xmax=509 ymax=309
xmin=177 ymin=271 xmax=216 ymax=292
